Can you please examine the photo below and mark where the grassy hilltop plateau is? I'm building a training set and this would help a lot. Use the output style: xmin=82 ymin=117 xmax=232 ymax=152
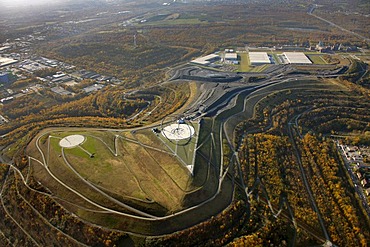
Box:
xmin=0 ymin=0 xmax=369 ymax=246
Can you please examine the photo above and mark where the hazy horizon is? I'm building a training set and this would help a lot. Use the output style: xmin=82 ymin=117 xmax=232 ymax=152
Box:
xmin=0 ymin=0 xmax=65 ymax=8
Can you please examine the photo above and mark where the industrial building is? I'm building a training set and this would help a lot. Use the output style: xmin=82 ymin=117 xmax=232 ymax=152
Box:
xmin=224 ymin=53 xmax=238 ymax=64
xmin=191 ymin=54 xmax=220 ymax=66
xmin=283 ymin=52 xmax=312 ymax=64
xmin=0 ymin=46 xmax=11 ymax=52
xmin=225 ymin=53 xmax=238 ymax=61
xmin=0 ymin=57 xmax=18 ymax=67
xmin=19 ymin=59 xmax=48 ymax=72
xmin=248 ymin=52 xmax=271 ymax=65
xmin=51 ymin=86 xmax=73 ymax=96
xmin=83 ymin=84 xmax=104 ymax=94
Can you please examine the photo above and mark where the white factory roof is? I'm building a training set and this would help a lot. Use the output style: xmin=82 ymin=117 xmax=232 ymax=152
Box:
xmin=190 ymin=60 xmax=209 ymax=66
xmin=225 ymin=53 xmax=238 ymax=60
xmin=283 ymin=52 xmax=312 ymax=64
xmin=191 ymin=54 xmax=220 ymax=65
xmin=53 ymin=73 xmax=66 ymax=78
xmin=0 ymin=46 xmax=11 ymax=52
xmin=83 ymin=84 xmax=104 ymax=93
xmin=0 ymin=57 xmax=18 ymax=67
xmin=249 ymin=52 xmax=270 ymax=64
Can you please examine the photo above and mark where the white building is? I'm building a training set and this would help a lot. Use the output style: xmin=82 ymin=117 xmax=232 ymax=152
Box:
xmin=224 ymin=53 xmax=238 ymax=64
xmin=191 ymin=54 xmax=220 ymax=66
xmin=249 ymin=52 xmax=271 ymax=65
xmin=225 ymin=53 xmax=238 ymax=61
xmin=0 ymin=57 xmax=18 ymax=67
xmin=283 ymin=52 xmax=312 ymax=64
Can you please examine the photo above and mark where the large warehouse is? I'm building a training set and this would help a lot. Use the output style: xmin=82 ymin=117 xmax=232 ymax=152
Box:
xmin=225 ymin=53 xmax=238 ymax=61
xmin=0 ymin=57 xmax=18 ymax=67
xmin=224 ymin=53 xmax=238 ymax=64
xmin=191 ymin=54 xmax=220 ymax=66
xmin=249 ymin=52 xmax=271 ymax=65
xmin=283 ymin=52 xmax=312 ymax=64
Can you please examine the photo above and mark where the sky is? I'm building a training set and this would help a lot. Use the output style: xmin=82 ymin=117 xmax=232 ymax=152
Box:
xmin=0 ymin=0 xmax=64 ymax=8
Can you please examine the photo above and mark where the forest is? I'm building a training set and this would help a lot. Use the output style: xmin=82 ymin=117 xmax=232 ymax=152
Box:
xmin=0 ymin=82 xmax=190 ymax=160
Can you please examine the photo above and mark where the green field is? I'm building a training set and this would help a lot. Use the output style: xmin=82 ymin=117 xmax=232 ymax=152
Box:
xmin=307 ymin=54 xmax=328 ymax=64
xmin=25 ymin=119 xmax=225 ymax=235
xmin=29 ymin=130 xmax=195 ymax=214
xmin=156 ymin=122 xmax=199 ymax=167
xmin=272 ymin=53 xmax=281 ymax=64
xmin=27 ymin=122 xmax=217 ymax=214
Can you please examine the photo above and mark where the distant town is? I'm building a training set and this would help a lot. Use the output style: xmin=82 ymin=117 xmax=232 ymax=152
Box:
xmin=0 ymin=33 xmax=122 ymax=112
xmin=0 ymin=31 xmax=364 ymax=127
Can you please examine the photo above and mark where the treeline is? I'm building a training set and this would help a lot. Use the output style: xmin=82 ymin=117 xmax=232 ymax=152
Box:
xmin=234 ymin=80 xmax=369 ymax=141
xmin=344 ymin=134 xmax=370 ymax=146
xmin=299 ymin=134 xmax=369 ymax=246
xmin=56 ymin=43 xmax=188 ymax=71
xmin=0 ymin=163 xmax=129 ymax=246
xmin=41 ymin=38 xmax=192 ymax=84
xmin=230 ymin=133 xmax=370 ymax=246
xmin=341 ymin=59 xmax=368 ymax=83
xmin=18 ymin=175 xmax=129 ymax=246
xmin=1 ymin=83 xmax=188 ymax=125
xmin=237 ymin=134 xmax=321 ymax=245
xmin=46 ymin=89 xmax=149 ymax=119
xmin=1 ymin=93 xmax=57 ymax=120
xmin=33 ymin=68 xmax=60 ymax=78
xmin=146 ymin=200 xmax=248 ymax=247
xmin=0 ymin=83 xmax=190 ymax=160
xmin=142 ymin=3 xmax=359 ymax=49
xmin=8 ymin=77 xmax=38 ymax=90
xmin=301 ymin=106 xmax=369 ymax=133
xmin=229 ymin=78 xmax=370 ymax=245
xmin=234 ymin=89 xmax=313 ymax=142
